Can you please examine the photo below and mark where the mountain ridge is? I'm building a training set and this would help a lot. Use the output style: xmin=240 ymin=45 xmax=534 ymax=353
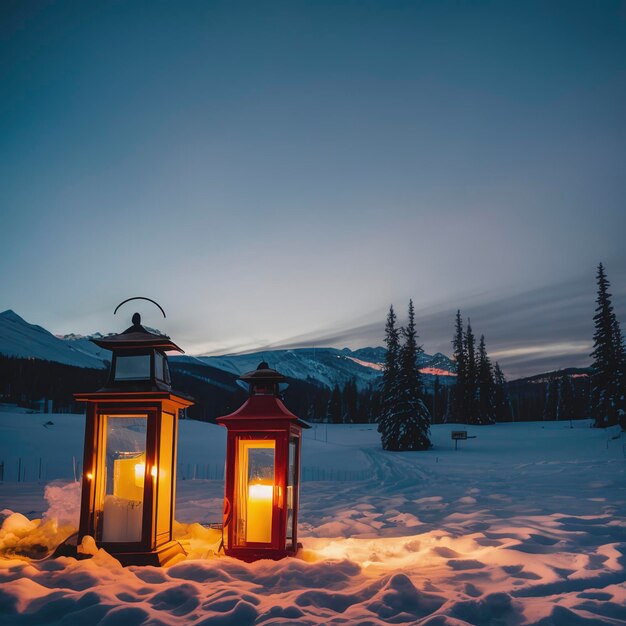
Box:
xmin=0 ymin=310 xmax=457 ymax=390
xmin=0 ymin=309 xmax=589 ymax=389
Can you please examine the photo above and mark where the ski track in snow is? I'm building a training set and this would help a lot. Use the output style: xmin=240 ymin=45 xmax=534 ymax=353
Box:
xmin=0 ymin=420 xmax=625 ymax=625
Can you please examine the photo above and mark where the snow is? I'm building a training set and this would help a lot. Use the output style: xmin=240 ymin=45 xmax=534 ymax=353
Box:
xmin=0 ymin=415 xmax=625 ymax=625
xmin=0 ymin=310 xmax=108 ymax=369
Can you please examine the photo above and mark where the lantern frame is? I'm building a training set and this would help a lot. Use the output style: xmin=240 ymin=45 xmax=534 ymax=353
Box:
xmin=73 ymin=310 xmax=193 ymax=566
xmin=76 ymin=394 xmax=191 ymax=565
xmin=217 ymin=364 xmax=308 ymax=562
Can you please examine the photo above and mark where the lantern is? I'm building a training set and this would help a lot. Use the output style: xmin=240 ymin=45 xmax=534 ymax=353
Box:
xmin=217 ymin=362 xmax=309 ymax=561
xmin=74 ymin=300 xmax=193 ymax=566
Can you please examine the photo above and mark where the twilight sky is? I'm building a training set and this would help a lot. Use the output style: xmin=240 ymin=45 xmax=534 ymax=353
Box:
xmin=1 ymin=0 xmax=625 ymax=378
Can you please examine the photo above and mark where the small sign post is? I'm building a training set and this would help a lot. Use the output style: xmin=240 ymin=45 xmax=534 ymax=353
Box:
xmin=451 ymin=430 xmax=468 ymax=450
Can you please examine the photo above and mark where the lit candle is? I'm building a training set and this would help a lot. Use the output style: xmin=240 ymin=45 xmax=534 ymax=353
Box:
xmin=246 ymin=482 xmax=273 ymax=543
xmin=134 ymin=463 xmax=145 ymax=486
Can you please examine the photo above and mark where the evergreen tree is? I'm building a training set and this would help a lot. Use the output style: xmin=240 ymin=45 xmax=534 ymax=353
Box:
xmin=464 ymin=320 xmax=478 ymax=423
xmin=378 ymin=305 xmax=401 ymax=446
xmin=543 ymin=378 xmax=558 ymax=421
xmin=476 ymin=335 xmax=496 ymax=424
xmin=493 ymin=362 xmax=510 ymax=422
xmin=306 ymin=402 xmax=316 ymax=423
xmin=381 ymin=300 xmax=431 ymax=450
xmin=557 ymin=374 xmax=576 ymax=426
xmin=327 ymin=383 xmax=342 ymax=424
xmin=432 ymin=375 xmax=440 ymax=424
xmin=367 ymin=384 xmax=382 ymax=424
xmin=450 ymin=310 xmax=466 ymax=422
xmin=590 ymin=263 xmax=626 ymax=428
xmin=342 ymin=378 xmax=358 ymax=423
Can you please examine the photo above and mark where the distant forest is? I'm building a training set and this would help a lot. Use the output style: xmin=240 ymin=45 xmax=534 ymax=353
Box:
xmin=0 ymin=354 xmax=592 ymax=425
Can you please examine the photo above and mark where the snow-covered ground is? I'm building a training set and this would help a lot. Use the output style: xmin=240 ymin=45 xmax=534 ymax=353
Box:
xmin=0 ymin=415 xmax=625 ymax=625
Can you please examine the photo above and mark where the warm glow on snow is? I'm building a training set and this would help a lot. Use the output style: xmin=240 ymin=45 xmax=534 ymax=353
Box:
xmin=1 ymin=418 xmax=624 ymax=626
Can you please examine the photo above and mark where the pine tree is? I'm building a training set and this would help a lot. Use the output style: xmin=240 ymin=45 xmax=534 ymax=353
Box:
xmin=543 ymin=378 xmax=558 ymax=421
xmin=590 ymin=263 xmax=626 ymax=428
xmin=432 ymin=375 xmax=440 ymax=424
xmin=557 ymin=374 xmax=576 ymax=426
xmin=327 ymin=383 xmax=342 ymax=424
xmin=464 ymin=320 xmax=478 ymax=424
xmin=450 ymin=310 xmax=466 ymax=422
xmin=378 ymin=305 xmax=401 ymax=447
xmin=342 ymin=378 xmax=358 ymax=423
xmin=493 ymin=362 xmax=510 ymax=422
xmin=381 ymin=300 xmax=431 ymax=450
xmin=476 ymin=335 xmax=496 ymax=425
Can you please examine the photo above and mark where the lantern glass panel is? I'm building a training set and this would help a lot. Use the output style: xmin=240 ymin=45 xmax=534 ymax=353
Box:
xmin=156 ymin=412 xmax=174 ymax=539
xmin=286 ymin=438 xmax=297 ymax=549
xmin=235 ymin=439 xmax=275 ymax=545
xmin=98 ymin=415 xmax=148 ymax=543
xmin=115 ymin=355 xmax=151 ymax=381
xmin=154 ymin=352 xmax=164 ymax=381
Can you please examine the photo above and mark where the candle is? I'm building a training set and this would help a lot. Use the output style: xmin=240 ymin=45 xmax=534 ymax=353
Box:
xmin=246 ymin=482 xmax=273 ymax=543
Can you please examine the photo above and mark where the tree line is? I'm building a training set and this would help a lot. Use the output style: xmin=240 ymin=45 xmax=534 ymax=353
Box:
xmin=447 ymin=310 xmax=509 ymax=424
xmin=376 ymin=262 xmax=625 ymax=451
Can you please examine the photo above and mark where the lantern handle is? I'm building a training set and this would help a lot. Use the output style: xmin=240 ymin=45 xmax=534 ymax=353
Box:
xmin=114 ymin=297 xmax=167 ymax=319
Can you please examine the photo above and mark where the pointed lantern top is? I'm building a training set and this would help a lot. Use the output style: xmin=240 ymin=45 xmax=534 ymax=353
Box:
xmin=218 ymin=362 xmax=309 ymax=427
xmin=91 ymin=312 xmax=183 ymax=353
xmin=239 ymin=361 xmax=287 ymax=394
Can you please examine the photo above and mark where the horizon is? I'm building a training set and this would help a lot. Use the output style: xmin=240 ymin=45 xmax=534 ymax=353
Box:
xmin=1 ymin=2 xmax=625 ymax=380
xmin=2 ymin=284 xmax=619 ymax=380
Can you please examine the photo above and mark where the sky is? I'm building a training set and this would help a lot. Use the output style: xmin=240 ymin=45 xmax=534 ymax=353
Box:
xmin=1 ymin=0 xmax=625 ymax=378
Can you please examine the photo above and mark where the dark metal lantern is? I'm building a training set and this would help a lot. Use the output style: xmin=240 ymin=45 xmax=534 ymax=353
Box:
xmin=74 ymin=302 xmax=193 ymax=566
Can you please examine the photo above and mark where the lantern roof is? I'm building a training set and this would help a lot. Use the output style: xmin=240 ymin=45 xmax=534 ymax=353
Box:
xmin=216 ymin=395 xmax=310 ymax=428
xmin=218 ymin=362 xmax=310 ymax=428
xmin=239 ymin=361 xmax=287 ymax=386
xmin=91 ymin=313 xmax=183 ymax=353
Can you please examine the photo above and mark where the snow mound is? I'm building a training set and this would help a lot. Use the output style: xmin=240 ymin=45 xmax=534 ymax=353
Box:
xmin=43 ymin=481 xmax=81 ymax=527
xmin=0 ymin=420 xmax=624 ymax=625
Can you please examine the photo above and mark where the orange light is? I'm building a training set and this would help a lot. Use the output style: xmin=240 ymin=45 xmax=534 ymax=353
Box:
xmin=247 ymin=481 xmax=273 ymax=543
xmin=134 ymin=463 xmax=145 ymax=485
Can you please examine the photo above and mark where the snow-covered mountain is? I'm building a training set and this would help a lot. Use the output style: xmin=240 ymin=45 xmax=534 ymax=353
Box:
xmin=0 ymin=310 xmax=456 ymax=389
xmin=0 ymin=310 xmax=108 ymax=369
xmin=175 ymin=347 xmax=456 ymax=391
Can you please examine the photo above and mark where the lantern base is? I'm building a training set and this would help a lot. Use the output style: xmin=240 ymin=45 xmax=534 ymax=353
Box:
xmin=55 ymin=536 xmax=186 ymax=567
xmin=109 ymin=541 xmax=187 ymax=567
xmin=224 ymin=542 xmax=302 ymax=563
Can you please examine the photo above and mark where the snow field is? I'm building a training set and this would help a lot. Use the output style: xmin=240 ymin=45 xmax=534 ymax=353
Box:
xmin=0 ymin=416 xmax=625 ymax=625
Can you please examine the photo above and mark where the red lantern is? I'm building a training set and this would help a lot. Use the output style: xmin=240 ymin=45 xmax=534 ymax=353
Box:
xmin=74 ymin=305 xmax=193 ymax=566
xmin=217 ymin=362 xmax=309 ymax=561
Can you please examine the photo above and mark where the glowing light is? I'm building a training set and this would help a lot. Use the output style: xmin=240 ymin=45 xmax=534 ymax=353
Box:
xmin=247 ymin=482 xmax=273 ymax=543
xmin=134 ymin=463 xmax=145 ymax=485
xmin=86 ymin=472 xmax=93 ymax=480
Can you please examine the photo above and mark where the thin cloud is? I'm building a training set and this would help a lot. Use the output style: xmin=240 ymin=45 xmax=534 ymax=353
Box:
xmin=230 ymin=268 xmax=626 ymax=379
